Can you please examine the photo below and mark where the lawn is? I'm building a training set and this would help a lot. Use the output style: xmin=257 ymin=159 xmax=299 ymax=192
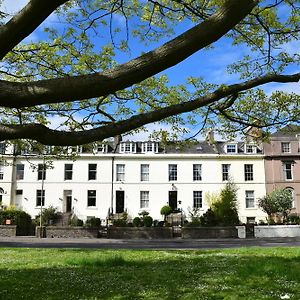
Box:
xmin=0 ymin=247 xmax=299 ymax=300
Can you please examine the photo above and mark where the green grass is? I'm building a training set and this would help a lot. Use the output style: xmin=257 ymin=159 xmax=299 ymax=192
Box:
xmin=0 ymin=247 xmax=300 ymax=299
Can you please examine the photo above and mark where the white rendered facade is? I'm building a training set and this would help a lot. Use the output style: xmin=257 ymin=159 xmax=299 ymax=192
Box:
xmin=0 ymin=141 xmax=267 ymax=224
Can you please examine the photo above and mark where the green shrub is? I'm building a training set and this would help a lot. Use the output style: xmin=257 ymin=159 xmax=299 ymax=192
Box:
xmin=133 ymin=217 xmax=141 ymax=227
xmin=287 ymin=215 xmax=300 ymax=225
xmin=160 ymin=205 xmax=172 ymax=221
xmin=0 ymin=208 xmax=33 ymax=235
xmin=112 ymin=219 xmax=127 ymax=227
xmin=86 ymin=217 xmax=101 ymax=227
xmin=200 ymin=209 xmax=218 ymax=226
xmin=143 ymin=216 xmax=153 ymax=227
xmin=35 ymin=206 xmax=59 ymax=226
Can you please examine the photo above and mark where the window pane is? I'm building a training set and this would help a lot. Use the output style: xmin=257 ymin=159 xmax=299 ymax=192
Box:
xmin=140 ymin=191 xmax=149 ymax=208
xmin=88 ymin=164 xmax=97 ymax=180
xmin=222 ymin=164 xmax=230 ymax=181
xmin=193 ymin=164 xmax=202 ymax=181
xmin=169 ymin=164 xmax=177 ymax=181
xmin=36 ymin=190 xmax=45 ymax=206
xmin=141 ymin=164 xmax=149 ymax=181
xmin=245 ymin=190 xmax=255 ymax=208
xmin=193 ymin=191 xmax=202 ymax=208
xmin=37 ymin=164 xmax=46 ymax=180
xmin=281 ymin=142 xmax=290 ymax=153
xmin=87 ymin=190 xmax=96 ymax=207
xmin=16 ymin=164 xmax=24 ymax=180
xmin=116 ymin=164 xmax=125 ymax=181
xmin=283 ymin=162 xmax=293 ymax=180
xmin=64 ymin=164 xmax=73 ymax=180
xmin=244 ymin=164 xmax=253 ymax=181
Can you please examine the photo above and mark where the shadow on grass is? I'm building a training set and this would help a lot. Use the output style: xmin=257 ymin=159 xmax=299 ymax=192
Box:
xmin=0 ymin=250 xmax=299 ymax=299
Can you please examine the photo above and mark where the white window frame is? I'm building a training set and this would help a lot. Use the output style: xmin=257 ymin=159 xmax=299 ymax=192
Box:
xmin=36 ymin=190 xmax=45 ymax=207
xmin=193 ymin=191 xmax=202 ymax=209
xmin=88 ymin=164 xmax=97 ymax=180
xmin=116 ymin=164 xmax=125 ymax=181
xmin=140 ymin=191 xmax=149 ymax=209
xmin=87 ymin=190 xmax=96 ymax=207
xmin=281 ymin=142 xmax=291 ymax=153
xmin=140 ymin=164 xmax=149 ymax=181
xmin=37 ymin=164 xmax=46 ymax=181
xmin=64 ymin=164 xmax=73 ymax=180
xmin=168 ymin=164 xmax=177 ymax=181
xmin=120 ymin=142 xmax=136 ymax=153
xmin=244 ymin=164 xmax=253 ymax=181
xmin=245 ymin=190 xmax=255 ymax=208
xmin=16 ymin=164 xmax=24 ymax=180
xmin=225 ymin=143 xmax=237 ymax=153
xmin=193 ymin=164 xmax=202 ymax=181
xmin=245 ymin=144 xmax=257 ymax=154
xmin=222 ymin=164 xmax=230 ymax=181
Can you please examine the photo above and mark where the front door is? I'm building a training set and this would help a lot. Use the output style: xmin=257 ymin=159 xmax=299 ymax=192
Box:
xmin=66 ymin=195 xmax=72 ymax=213
xmin=116 ymin=191 xmax=125 ymax=213
xmin=169 ymin=191 xmax=177 ymax=211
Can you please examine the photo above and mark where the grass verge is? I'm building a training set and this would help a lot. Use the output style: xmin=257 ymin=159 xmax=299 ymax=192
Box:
xmin=0 ymin=247 xmax=299 ymax=299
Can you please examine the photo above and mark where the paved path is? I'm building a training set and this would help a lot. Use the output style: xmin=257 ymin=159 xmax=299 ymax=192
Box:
xmin=1 ymin=236 xmax=300 ymax=249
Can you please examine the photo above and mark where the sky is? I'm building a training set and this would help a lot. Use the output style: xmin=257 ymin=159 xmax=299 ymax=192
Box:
xmin=0 ymin=0 xmax=299 ymax=141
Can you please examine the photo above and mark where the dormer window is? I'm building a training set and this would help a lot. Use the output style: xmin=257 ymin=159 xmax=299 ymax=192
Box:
xmin=96 ymin=144 xmax=108 ymax=153
xmin=225 ymin=143 xmax=237 ymax=154
xmin=245 ymin=144 xmax=257 ymax=154
xmin=120 ymin=142 xmax=136 ymax=153
xmin=141 ymin=142 xmax=158 ymax=153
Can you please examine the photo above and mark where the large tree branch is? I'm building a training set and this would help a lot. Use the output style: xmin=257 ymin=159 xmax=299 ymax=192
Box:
xmin=0 ymin=0 xmax=258 ymax=108
xmin=0 ymin=0 xmax=68 ymax=60
xmin=0 ymin=72 xmax=299 ymax=145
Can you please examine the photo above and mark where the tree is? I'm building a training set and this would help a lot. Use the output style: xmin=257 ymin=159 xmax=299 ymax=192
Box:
xmin=258 ymin=188 xmax=293 ymax=223
xmin=212 ymin=182 xmax=240 ymax=226
xmin=0 ymin=0 xmax=299 ymax=146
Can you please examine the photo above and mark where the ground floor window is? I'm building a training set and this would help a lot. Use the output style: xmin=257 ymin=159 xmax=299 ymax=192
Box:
xmin=87 ymin=190 xmax=96 ymax=207
xmin=245 ymin=190 xmax=255 ymax=208
xmin=193 ymin=191 xmax=202 ymax=208
xmin=140 ymin=191 xmax=149 ymax=209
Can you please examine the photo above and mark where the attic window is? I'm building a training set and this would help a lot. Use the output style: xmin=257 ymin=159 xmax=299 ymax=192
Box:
xmin=226 ymin=144 xmax=237 ymax=153
xmin=196 ymin=146 xmax=202 ymax=151
xmin=245 ymin=144 xmax=257 ymax=154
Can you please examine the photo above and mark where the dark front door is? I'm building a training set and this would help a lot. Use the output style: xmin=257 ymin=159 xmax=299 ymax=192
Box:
xmin=116 ymin=191 xmax=125 ymax=213
xmin=66 ymin=195 xmax=72 ymax=212
xmin=169 ymin=191 xmax=177 ymax=211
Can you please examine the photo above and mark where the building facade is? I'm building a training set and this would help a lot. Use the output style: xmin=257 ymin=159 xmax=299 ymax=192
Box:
xmin=264 ymin=126 xmax=300 ymax=214
xmin=0 ymin=140 xmax=268 ymax=224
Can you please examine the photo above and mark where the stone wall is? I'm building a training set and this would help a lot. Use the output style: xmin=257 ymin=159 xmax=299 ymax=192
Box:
xmin=0 ymin=225 xmax=17 ymax=237
xmin=107 ymin=227 xmax=173 ymax=239
xmin=182 ymin=227 xmax=238 ymax=239
xmin=36 ymin=226 xmax=99 ymax=238
xmin=255 ymin=225 xmax=300 ymax=238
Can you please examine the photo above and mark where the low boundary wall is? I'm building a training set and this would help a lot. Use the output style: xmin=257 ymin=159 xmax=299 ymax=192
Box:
xmin=0 ymin=225 xmax=17 ymax=237
xmin=107 ymin=227 xmax=173 ymax=239
xmin=182 ymin=226 xmax=238 ymax=239
xmin=255 ymin=225 xmax=300 ymax=238
xmin=36 ymin=226 xmax=99 ymax=238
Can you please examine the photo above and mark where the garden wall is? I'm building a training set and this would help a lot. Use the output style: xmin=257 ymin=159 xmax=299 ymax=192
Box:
xmin=107 ymin=227 xmax=173 ymax=239
xmin=0 ymin=225 xmax=17 ymax=237
xmin=182 ymin=226 xmax=238 ymax=239
xmin=36 ymin=226 xmax=99 ymax=238
xmin=255 ymin=225 xmax=300 ymax=238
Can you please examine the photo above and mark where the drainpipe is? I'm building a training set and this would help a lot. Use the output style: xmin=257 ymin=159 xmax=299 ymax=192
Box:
xmin=111 ymin=156 xmax=114 ymax=216
xmin=10 ymin=146 xmax=17 ymax=206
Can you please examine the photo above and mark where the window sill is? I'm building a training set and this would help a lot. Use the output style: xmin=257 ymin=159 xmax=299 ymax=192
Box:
xmin=87 ymin=207 xmax=98 ymax=210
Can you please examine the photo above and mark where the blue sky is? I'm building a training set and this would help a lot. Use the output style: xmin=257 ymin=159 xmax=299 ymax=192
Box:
xmin=0 ymin=0 xmax=299 ymax=141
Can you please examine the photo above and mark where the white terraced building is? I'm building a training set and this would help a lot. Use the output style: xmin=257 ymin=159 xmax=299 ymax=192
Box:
xmin=0 ymin=139 xmax=267 ymax=224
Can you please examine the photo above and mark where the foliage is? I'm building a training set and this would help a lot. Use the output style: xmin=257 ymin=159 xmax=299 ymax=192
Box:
xmin=112 ymin=219 xmax=127 ymax=227
xmin=0 ymin=248 xmax=299 ymax=299
xmin=199 ymin=209 xmax=218 ymax=226
xmin=143 ymin=216 xmax=153 ymax=227
xmin=133 ymin=217 xmax=142 ymax=227
xmin=35 ymin=206 xmax=59 ymax=226
xmin=212 ymin=182 xmax=240 ymax=226
xmin=85 ymin=217 xmax=101 ymax=228
xmin=0 ymin=207 xmax=33 ymax=235
xmin=287 ymin=215 xmax=300 ymax=225
xmin=0 ymin=1 xmax=299 ymax=145
xmin=69 ymin=218 xmax=84 ymax=227
xmin=160 ymin=205 xmax=173 ymax=220
xmin=258 ymin=188 xmax=293 ymax=223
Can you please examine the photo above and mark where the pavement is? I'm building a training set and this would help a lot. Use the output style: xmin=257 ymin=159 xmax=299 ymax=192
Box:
xmin=1 ymin=236 xmax=300 ymax=249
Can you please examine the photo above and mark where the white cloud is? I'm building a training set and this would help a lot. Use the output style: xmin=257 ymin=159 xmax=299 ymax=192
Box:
xmin=0 ymin=0 xmax=28 ymax=15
